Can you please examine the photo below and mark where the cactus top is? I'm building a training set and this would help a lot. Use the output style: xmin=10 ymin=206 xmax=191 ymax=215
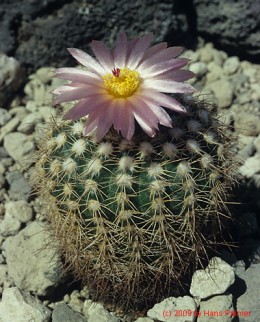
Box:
xmin=53 ymin=32 xmax=195 ymax=141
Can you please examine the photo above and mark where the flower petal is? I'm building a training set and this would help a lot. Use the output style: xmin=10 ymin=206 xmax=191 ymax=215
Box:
xmin=90 ymin=41 xmax=115 ymax=72
xmin=128 ymin=97 xmax=158 ymax=137
xmin=138 ymin=89 xmax=187 ymax=113
xmin=153 ymin=69 xmax=195 ymax=82
xmin=54 ymin=67 xmax=102 ymax=85
xmin=67 ymin=48 xmax=105 ymax=75
xmin=140 ymin=42 xmax=167 ymax=64
xmin=53 ymin=84 xmax=101 ymax=104
xmin=127 ymin=33 xmax=153 ymax=70
xmin=64 ymin=94 xmax=110 ymax=120
xmin=113 ymin=99 xmax=135 ymax=140
xmin=142 ymin=78 xmax=196 ymax=93
xmin=114 ymin=32 xmax=128 ymax=68
xmin=138 ymin=47 xmax=183 ymax=70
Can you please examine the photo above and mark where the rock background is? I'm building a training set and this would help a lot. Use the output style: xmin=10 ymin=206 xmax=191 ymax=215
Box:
xmin=0 ymin=0 xmax=259 ymax=73
xmin=0 ymin=1 xmax=259 ymax=321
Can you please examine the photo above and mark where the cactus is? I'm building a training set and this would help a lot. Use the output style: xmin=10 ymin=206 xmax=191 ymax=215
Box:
xmin=33 ymin=97 xmax=238 ymax=312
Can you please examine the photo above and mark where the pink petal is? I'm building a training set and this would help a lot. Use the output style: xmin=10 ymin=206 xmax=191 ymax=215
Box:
xmin=113 ymin=99 xmax=135 ymax=140
xmin=90 ymin=41 xmax=115 ymax=72
xmin=53 ymin=84 xmax=101 ymax=104
xmin=153 ymin=69 xmax=195 ymax=82
xmin=145 ymin=102 xmax=172 ymax=127
xmin=138 ymin=89 xmax=187 ymax=113
xmin=54 ymin=67 xmax=102 ymax=85
xmin=126 ymin=33 xmax=153 ymax=70
xmin=128 ymin=97 xmax=158 ymax=136
xmin=142 ymin=78 xmax=196 ymax=93
xmin=67 ymin=48 xmax=105 ymax=76
xmin=138 ymin=47 xmax=184 ymax=70
xmin=139 ymin=42 xmax=167 ymax=64
xmin=114 ymin=32 xmax=128 ymax=68
xmin=64 ymin=94 xmax=110 ymax=120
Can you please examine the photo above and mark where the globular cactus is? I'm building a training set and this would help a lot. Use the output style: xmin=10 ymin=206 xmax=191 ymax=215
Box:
xmin=33 ymin=98 xmax=238 ymax=312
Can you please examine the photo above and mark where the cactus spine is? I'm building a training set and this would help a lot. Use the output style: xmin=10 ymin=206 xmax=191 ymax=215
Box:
xmin=34 ymin=98 xmax=238 ymax=312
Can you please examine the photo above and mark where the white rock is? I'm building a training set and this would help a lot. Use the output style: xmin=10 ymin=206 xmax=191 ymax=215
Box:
xmin=239 ymin=155 xmax=260 ymax=178
xmin=190 ymin=257 xmax=235 ymax=299
xmin=17 ymin=112 xmax=44 ymax=134
xmin=2 ymin=221 xmax=62 ymax=296
xmin=3 ymin=132 xmax=35 ymax=167
xmin=88 ymin=307 xmax=120 ymax=322
xmin=0 ymin=287 xmax=51 ymax=322
xmin=206 ymin=62 xmax=223 ymax=83
xmin=223 ymin=56 xmax=240 ymax=75
xmin=189 ymin=62 xmax=207 ymax=77
xmin=197 ymin=294 xmax=233 ymax=322
xmin=135 ymin=318 xmax=154 ymax=322
xmin=147 ymin=296 xmax=196 ymax=322
xmin=253 ymin=134 xmax=260 ymax=153
xmin=206 ymin=79 xmax=234 ymax=108
xmin=5 ymin=200 xmax=33 ymax=223
xmin=0 ymin=211 xmax=21 ymax=236
xmin=0 ymin=117 xmax=20 ymax=143
xmin=0 ymin=108 xmax=11 ymax=126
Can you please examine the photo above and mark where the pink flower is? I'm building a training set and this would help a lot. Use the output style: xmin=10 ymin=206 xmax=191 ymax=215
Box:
xmin=53 ymin=33 xmax=195 ymax=141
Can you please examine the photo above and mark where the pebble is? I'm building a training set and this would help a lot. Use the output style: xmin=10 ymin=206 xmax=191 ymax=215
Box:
xmin=0 ymin=117 xmax=20 ymax=143
xmin=223 ymin=56 xmax=240 ymax=75
xmin=233 ymin=111 xmax=260 ymax=136
xmin=52 ymin=303 xmax=87 ymax=322
xmin=5 ymin=200 xmax=33 ymax=223
xmin=135 ymin=318 xmax=154 ymax=322
xmin=17 ymin=112 xmax=44 ymax=134
xmin=0 ymin=287 xmax=51 ymax=322
xmin=189 ymin=62 xmax=207 ymax=77
xmin=0 ymin=210 xmax=21 ymax=236
xmin=3 ymin=132 xmax=35 ymax=168
xmin=189 ymin=257 xmax=235 ymax=299
xmin=236 ymin=263 xmax=260 ymax=322
xmin=0 ymin=108 xmax=11 ymax=126
xmin=239 ymin=154 xmax=260 ymax=178
xmin=147 ymin=296 xmax=196 ymax=322
xmin=88 ymin=307 xmax=120 ymax=322
xmin=2 ymin=221 xmax=62 ymax=296
xmin=206 ymin=62 xmax=223 ymax=83
xmin=6 ymin=171 xmax=31 ymax=201
xmin=206 ymin=79 xmax=234 ymax=108
xmin=197 ymin=294 xmax=233 ymax=322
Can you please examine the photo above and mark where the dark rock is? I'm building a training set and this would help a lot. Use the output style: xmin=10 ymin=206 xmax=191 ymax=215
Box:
xmin=193 ymin=0 xmax=260 ymax=62
xmin=0 ymin=0 xmax=191 ymax=72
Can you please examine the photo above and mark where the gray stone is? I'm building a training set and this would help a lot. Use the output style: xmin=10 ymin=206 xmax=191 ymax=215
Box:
xmin=239 ymin=155 xmax=260 ymax=178
xmin=147 ymin=296 xmax=196 ymax=322
xmin=6 ymin=172 xmax=31 ymax=201
xmin=0 ymin=108 xmax=11 ymax=126
xmin=17 ymin=112 xmax=44 ymax=134
xmin=0 ymin=287 xmax=51 ymax=322
xmin=2 ymin=221 xmax=62 ymax=296
xmin=236 ymin=263 xmax=260 ymax=322
xmin=0 ymin=54 xmax=24 ymax=105
xmin=234 ymin=111 xmax=260 ymax=136
xmin=0 ymin=211 xmax=21 ymax=237
xmin=135 ymin=318 xmax=154 ymax=322
xmin=5 ymin=200 xmax=33 ymax=223
xmin=52 ymin=303 xmax=87 ymax=322
xmin=3 ymin=132 xmax=35 ymax=168
xmin=197 ymin=294 xmax=233 ymax=322
xmin=223 ymin=56 xmax=240 ymax=75
xmin=190 ymin=257 xmax=235 ymax=299
xmin=88 ymin=307 xmax=120 ymax=322
xmin=189 ymin=62 xmax=207 ymax=77
xmin=206 ymin=79 xmax=234 ymax=108
xmin=0 ymin=117 xmax=20 ymax=143
xmin=194 ymin=0 xmax=260 ymax=59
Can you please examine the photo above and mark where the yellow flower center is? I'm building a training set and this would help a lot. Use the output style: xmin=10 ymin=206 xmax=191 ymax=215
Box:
xmin=102 ymin=68 xmax=140 ymax=98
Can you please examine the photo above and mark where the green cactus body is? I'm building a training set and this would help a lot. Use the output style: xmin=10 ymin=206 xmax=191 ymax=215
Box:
xmin=34 ymin=99 xmax=238 ymax=312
